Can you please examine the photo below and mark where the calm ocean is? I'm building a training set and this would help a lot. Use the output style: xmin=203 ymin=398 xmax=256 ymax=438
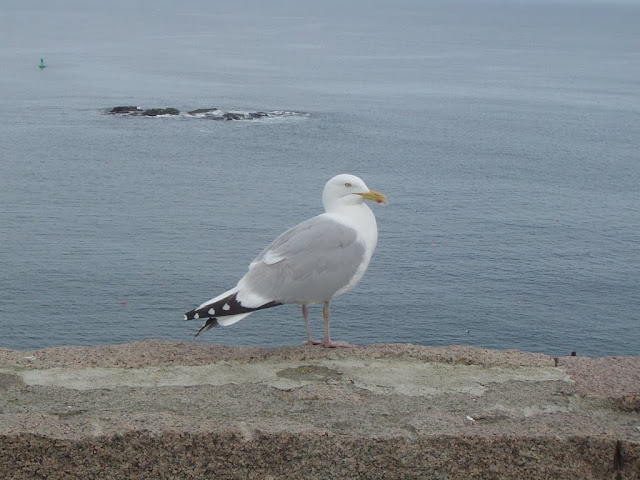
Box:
xmin=1 ymin=0 xmax=638 ymax=356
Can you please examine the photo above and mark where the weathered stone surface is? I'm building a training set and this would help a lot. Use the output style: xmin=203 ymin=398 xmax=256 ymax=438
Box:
xmin=0 ymin=341 xmax=638 ymax=479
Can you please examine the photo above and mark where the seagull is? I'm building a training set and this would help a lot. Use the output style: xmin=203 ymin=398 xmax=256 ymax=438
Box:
xmin=184 ymin=173 xmax=387 ymax=347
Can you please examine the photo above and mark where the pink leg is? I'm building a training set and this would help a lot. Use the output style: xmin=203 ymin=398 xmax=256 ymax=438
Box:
xmin=302 ymin=304 xmax=321 ymax=345
xmin=321 ymin=301 xmax=353 ymax=348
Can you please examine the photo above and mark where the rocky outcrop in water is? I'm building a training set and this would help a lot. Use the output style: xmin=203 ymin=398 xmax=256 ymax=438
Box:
xmin=108 ymin=106 xmax=305 ymax=121
xmin=108 ymin=106 xmax=180 ymax=116
xmin=109 ymin=106 xmax=143 ymax=114
xmin=187 ymin=108 xmax=218 ymax=115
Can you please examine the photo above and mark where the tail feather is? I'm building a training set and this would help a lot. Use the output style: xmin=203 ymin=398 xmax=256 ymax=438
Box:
xmin=195 ymin=318 xmax=220 ymax=337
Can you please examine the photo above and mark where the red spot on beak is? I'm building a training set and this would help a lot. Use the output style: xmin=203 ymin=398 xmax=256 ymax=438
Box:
xmin=377 ymin=199 xmax=382 ymax=204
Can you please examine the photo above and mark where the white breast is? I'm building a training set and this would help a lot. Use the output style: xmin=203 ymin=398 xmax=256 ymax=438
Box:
xmin=329 ymin=203 xmax=378 ymax=298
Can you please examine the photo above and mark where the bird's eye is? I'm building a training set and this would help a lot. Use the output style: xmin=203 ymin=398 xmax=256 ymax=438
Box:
xmin=344 ymin=182 xmax=352 ymax=188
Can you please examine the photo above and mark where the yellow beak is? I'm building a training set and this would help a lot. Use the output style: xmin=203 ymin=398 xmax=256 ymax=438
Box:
xmin=358 ymin=189 xmax=388 ymax=206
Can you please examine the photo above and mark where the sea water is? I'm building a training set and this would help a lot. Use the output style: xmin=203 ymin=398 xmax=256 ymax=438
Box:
xmin=1 ymin=0 xmax=638 ymax=356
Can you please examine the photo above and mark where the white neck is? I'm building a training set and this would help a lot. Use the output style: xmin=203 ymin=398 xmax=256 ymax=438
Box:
xmin=325 ymin=202 xmax=378 ymax=254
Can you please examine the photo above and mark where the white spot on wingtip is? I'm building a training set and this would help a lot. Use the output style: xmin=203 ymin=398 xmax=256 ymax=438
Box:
xmin=194 ymin=313 xmax=199 ymax=319
xmin=208 ymin=308 xmax=215 ymax=315
xmin=183 ymin=314 xmax=187 ymax=320
xmin=222 ymin=303 xmax=230 ymax=311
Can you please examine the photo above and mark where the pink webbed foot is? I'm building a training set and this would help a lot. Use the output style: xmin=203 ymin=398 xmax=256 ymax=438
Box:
xmin=304 ymin=339 xmax=322 ymax=346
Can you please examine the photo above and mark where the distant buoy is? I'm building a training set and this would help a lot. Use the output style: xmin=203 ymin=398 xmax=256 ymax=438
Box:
xmin=39 ymin=58 xmax=46 ymax=69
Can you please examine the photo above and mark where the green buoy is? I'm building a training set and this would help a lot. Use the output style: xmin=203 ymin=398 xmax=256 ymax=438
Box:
xmin=39 ymin=58 xmax=46 ymax=69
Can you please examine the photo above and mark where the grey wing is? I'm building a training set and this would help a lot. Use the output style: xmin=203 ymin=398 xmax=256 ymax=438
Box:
xmin=241 ymin=215 xmax=365 ymax=304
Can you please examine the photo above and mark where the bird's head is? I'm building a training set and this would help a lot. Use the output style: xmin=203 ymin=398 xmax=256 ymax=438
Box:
xmin=322 ymin=174 xmax=388 ymax=212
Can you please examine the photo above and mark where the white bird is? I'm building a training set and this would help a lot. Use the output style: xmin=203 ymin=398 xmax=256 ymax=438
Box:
xmin=184 ymin=174 xmax=387 ymax=348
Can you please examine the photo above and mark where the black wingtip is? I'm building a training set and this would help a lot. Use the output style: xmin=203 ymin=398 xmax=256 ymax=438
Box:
xmin=186 ymin=294 xmax=281 ymax=323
